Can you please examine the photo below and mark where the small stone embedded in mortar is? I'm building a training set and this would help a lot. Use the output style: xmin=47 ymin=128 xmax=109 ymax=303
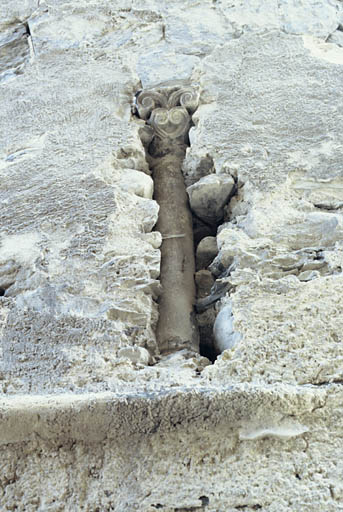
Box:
xmin=213 ymin=303 xmax=242 ymax=355
xmin=196 ymin=236 xmax=218 ymax=270
xmin=187 ymin=174 xmax=235 ymax=224
xmin=118 ymin=346 xmax=151 ymax=365
xmin=195 ymin=269 xmax=215 ymax=298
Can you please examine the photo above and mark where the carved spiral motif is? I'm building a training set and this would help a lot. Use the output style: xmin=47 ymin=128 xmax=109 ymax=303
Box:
xmin=135 ymin=91 xmax=167 ymax=120
xmin=135 ymin=83 xmax=199 ymax=140
xmin=168 ymin=87 xmax=199 ymax=114
xmin=149 ymin=107 xmax=190 ymax=139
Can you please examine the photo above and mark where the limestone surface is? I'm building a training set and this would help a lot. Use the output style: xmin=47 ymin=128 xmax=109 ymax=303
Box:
xmin=1 ymin=0 xmax=343 ymax=510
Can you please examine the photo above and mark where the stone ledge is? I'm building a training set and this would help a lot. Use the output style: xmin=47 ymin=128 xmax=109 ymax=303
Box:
xmin=0 ymin=383 xmax=327 ymax=444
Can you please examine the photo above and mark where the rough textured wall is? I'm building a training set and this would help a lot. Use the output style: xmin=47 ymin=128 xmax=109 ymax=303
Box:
xmin=1 ymin=0 xmax=343 ymax=510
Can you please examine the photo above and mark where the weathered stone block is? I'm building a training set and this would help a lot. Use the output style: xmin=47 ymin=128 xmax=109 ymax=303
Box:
xmin=187 ymin=174 xmax=235 ymax=223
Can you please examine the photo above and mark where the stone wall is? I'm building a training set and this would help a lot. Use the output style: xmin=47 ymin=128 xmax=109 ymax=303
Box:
xmin=1 ymin=1 xmax=343 ymax=510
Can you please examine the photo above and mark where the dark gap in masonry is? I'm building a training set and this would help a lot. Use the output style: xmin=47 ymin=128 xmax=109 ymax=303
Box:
xmin=194 ymin=177 xmax=238 ymax=363
xmin=0 ymin=280 xmax=15 ymax=297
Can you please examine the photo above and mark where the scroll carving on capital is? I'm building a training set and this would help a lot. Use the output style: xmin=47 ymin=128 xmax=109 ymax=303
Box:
xmin=133 ymin=83 xmax=200 ymax=142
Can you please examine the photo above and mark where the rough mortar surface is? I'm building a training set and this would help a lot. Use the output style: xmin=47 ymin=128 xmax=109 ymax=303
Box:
xmin=1 ymin=0 xmax=343 ymax=510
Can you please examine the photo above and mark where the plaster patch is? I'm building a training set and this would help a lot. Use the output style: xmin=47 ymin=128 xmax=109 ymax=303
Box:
xmin=239 ymin=420 xmax=309 ymax=440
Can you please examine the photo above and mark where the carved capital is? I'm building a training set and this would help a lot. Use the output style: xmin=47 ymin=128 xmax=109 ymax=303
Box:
xmin=134 ymin=83 xmax=199 ymax=141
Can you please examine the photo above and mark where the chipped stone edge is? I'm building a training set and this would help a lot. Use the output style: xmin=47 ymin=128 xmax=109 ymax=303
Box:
xmin=0 ymin=384 xmax=326 ymax=444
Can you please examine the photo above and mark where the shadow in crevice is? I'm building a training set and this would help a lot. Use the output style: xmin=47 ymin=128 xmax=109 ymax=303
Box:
xmin=191 ymin=176 xmax=239 ymax=363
